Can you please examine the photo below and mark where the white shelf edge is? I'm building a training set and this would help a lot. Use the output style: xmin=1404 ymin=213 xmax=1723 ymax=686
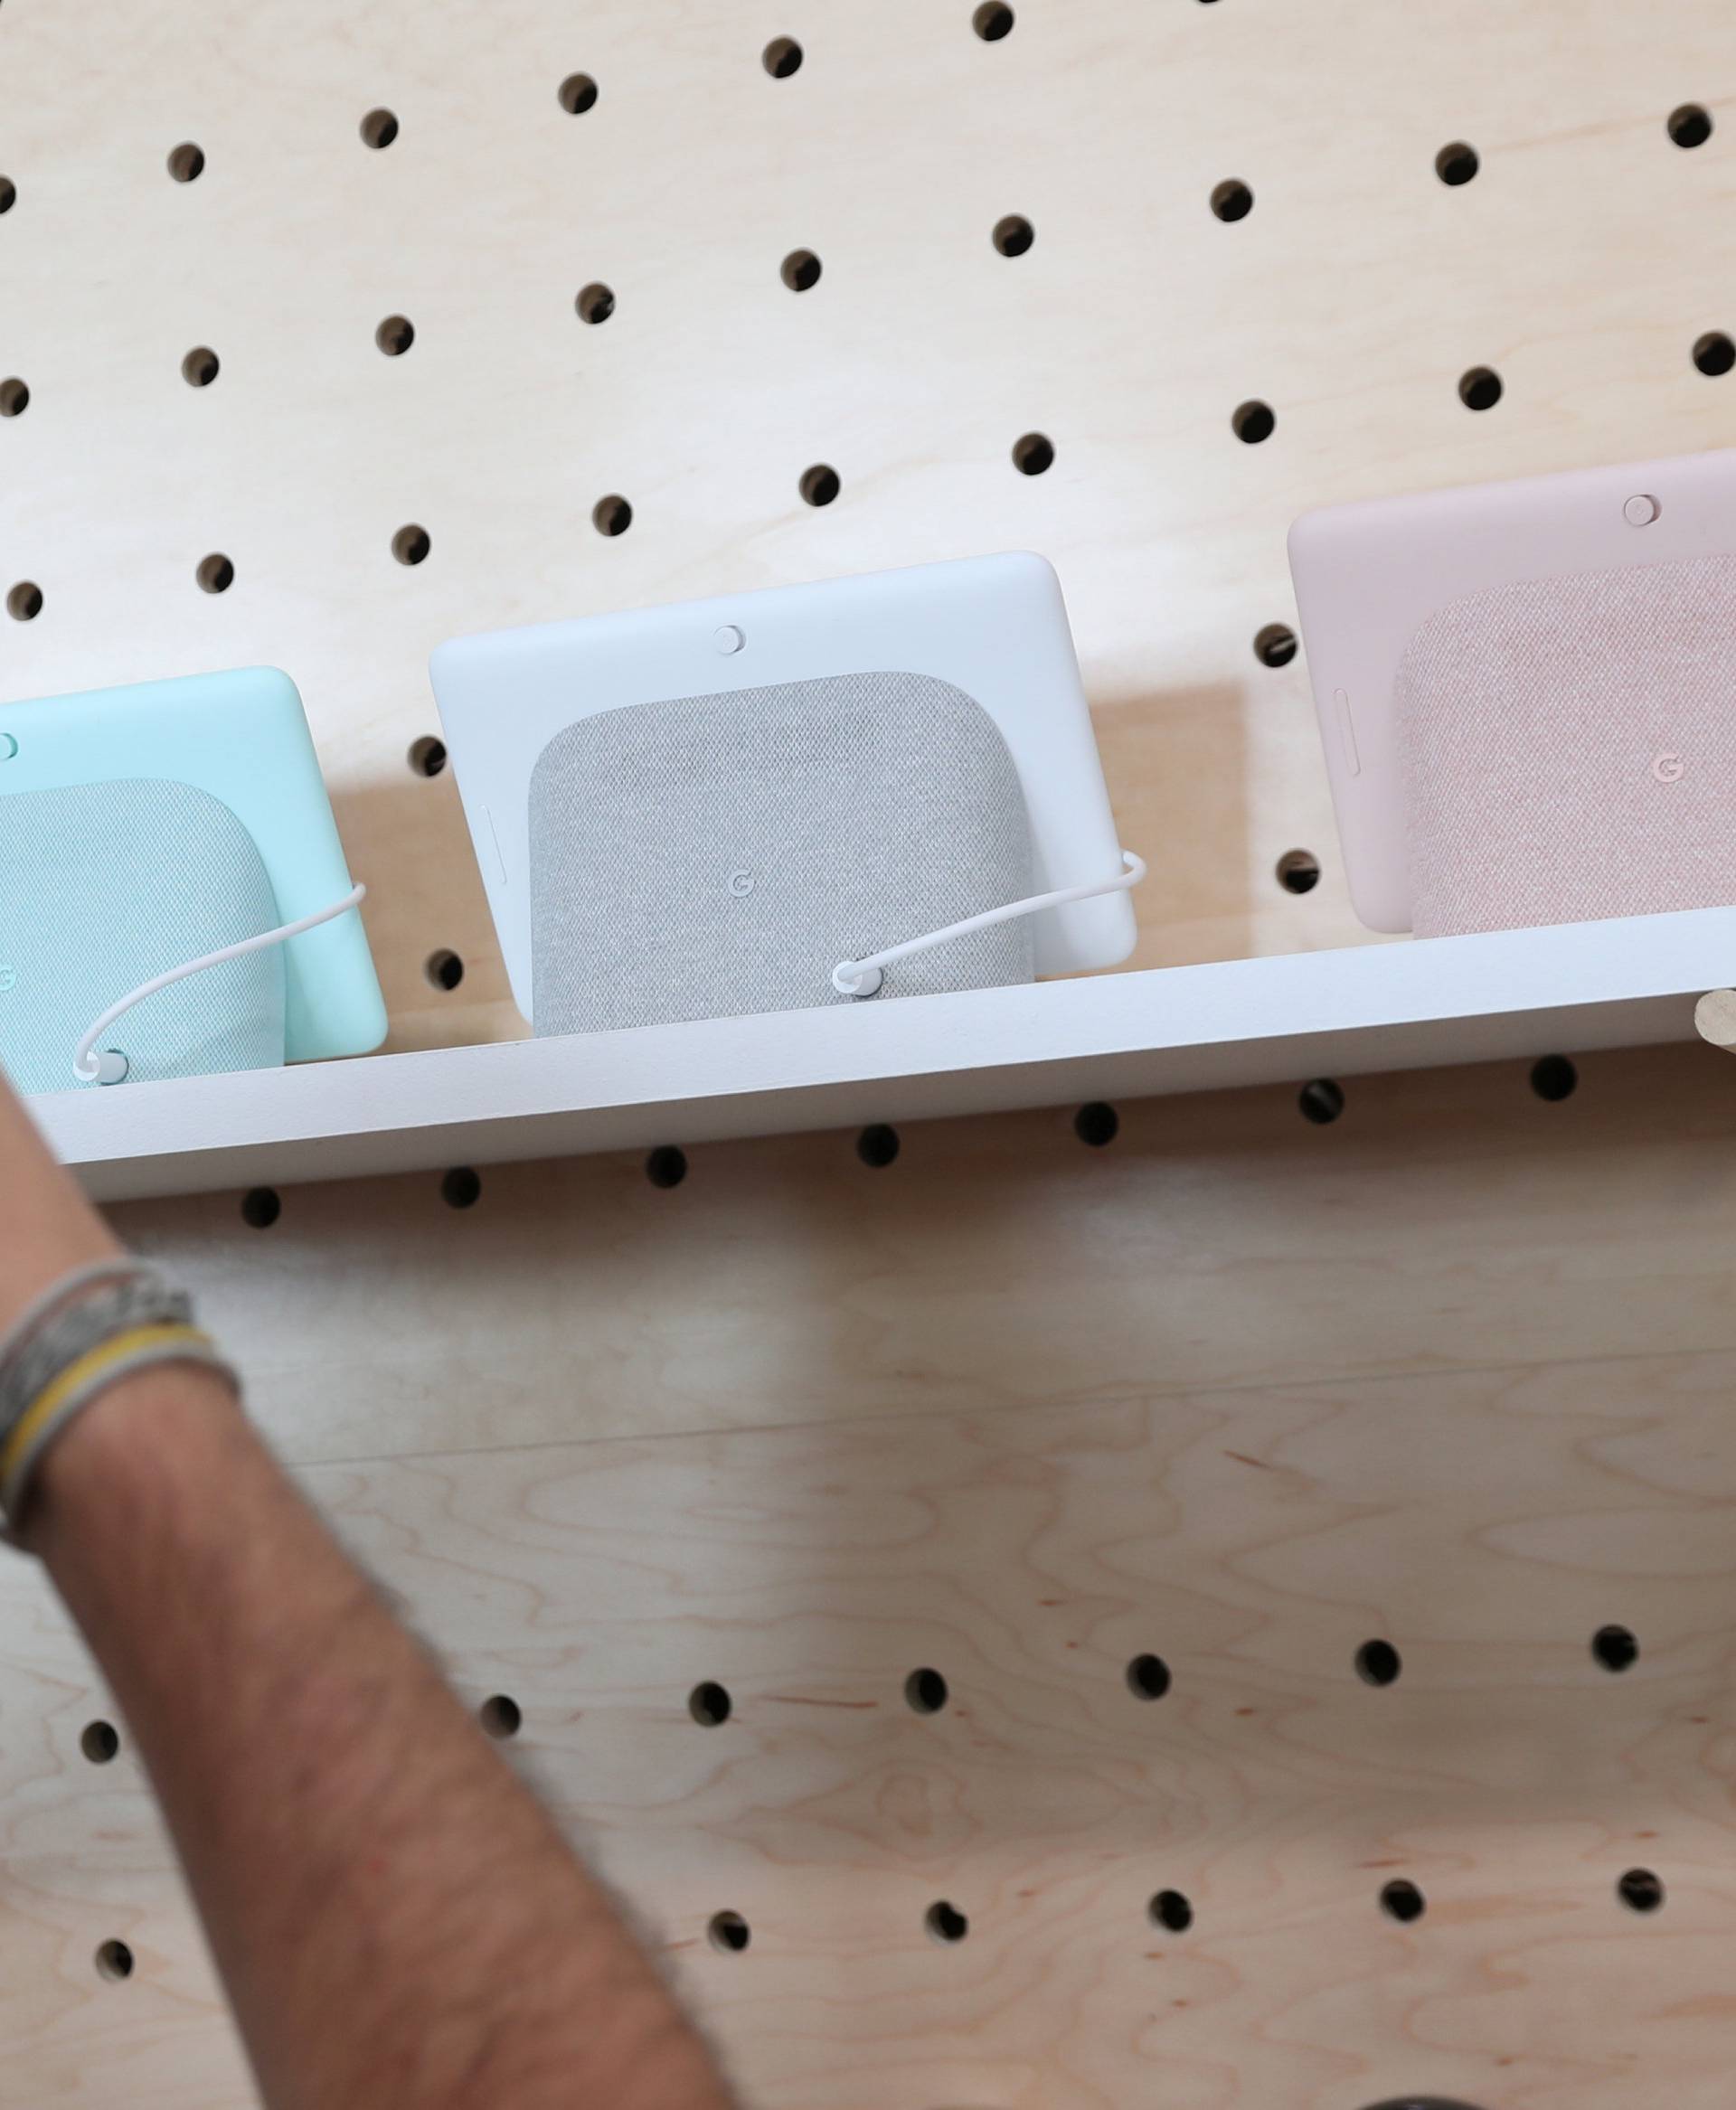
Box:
xmin=38 ymin=906 xmax=1736 ymax=1202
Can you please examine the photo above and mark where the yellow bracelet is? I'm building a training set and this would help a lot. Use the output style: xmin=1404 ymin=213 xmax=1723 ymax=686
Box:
xmin=0 ymin=1322 xmax=215 ymax=1489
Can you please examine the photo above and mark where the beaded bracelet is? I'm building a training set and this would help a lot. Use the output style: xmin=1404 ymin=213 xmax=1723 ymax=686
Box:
xmin=0 ymin=1260 xmax=237 ymax=1543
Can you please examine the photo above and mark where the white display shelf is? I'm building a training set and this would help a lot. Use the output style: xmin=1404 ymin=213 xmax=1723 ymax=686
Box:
xmin=38 ymin=907 xmax=1735 ymax=1202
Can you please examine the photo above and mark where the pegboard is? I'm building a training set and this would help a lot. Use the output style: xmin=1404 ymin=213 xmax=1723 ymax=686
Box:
xmin=5 ymin=0 xmax=1735 ymax=1050
xmin=11 ymin=1044 xmax=1736 ymax=2109
xmin=7 ymin=2 xmax=1736 ymax=2105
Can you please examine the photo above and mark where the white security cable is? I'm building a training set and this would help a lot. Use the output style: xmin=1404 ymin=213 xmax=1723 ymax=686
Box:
xmin=73 ymin=883 xmax=368 ymax=1086
xmin=832 ymin=851 xmax=1146 ymax=999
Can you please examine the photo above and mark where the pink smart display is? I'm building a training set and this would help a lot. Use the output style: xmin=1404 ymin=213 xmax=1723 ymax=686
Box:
xmin=1288 ymin=446 xmax=1736 ymax=937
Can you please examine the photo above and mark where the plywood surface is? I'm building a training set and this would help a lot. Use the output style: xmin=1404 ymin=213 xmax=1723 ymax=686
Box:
xmin=99 ymin=1041 xmax=1736 ymax=1466
xmin=7 ymin=1041 xmax=1736 ymax=2106
xmin=4 ymin=0 xmax=1735 ymax=1050
xmin=7 ymin=1 xmax=1736 ymax=2105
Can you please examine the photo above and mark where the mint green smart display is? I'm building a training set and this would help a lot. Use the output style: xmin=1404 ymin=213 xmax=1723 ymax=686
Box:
xmin=0 ymin=667 xmax=385 ymax=1095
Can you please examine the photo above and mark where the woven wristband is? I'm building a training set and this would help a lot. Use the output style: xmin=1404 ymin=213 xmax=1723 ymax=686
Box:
xmin=0 ymin=1261 xmax=237 ymax=1545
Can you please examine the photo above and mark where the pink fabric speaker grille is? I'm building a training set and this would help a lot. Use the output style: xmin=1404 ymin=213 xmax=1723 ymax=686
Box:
xmin=1398 ymin=552 xmax=1736 ymax=937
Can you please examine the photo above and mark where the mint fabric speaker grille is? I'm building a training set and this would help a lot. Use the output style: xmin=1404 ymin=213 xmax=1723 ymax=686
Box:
xmin=529 ymin=672 xmax=1036 ymax=1034
xmin=0 ymin=780 xmax=285 ymax=1093
xmin=1398 ymin=552 xmax=1736 ymax=937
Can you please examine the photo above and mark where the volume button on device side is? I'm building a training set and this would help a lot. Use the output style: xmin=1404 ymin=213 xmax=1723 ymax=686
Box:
xmin=482 ymin=806 xmax=509 ymax=888
xmin=1334 ymin=688 xmax=1362 ymax=777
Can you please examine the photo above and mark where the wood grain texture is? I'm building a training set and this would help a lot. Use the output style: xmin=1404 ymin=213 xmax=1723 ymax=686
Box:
xmin=5 ymin=1039 xmax=1736 ymax=2104
xmin=3 ymin=0 xmax=1735 ymax=1047
xmin=100 ymin=1038 xmax=1736 ymax=1465
xmin=10 ymin=1271 xmax=1736 ymax=2108
xmin=8 ymin=1 xmax=1736 ymax=2103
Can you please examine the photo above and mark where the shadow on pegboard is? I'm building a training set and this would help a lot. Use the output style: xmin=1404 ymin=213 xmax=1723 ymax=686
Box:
xmin=326 ymin=773 xmax=527 ymax=1051
xmin=1090 ymin=679 xmax=1275 ymax=975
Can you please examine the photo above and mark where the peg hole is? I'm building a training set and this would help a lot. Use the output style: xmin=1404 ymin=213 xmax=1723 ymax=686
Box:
xmin=80 ymin=1721 xmax=119 ymax=1764
xmin=1299 ymin=1079 xmax=1345 ymax=1126
xmin=905 ymin=1667 xmax=948 ymax=1714
xmin=441 ymin=1167 xmax=482 ymax=1210
xmin=1592 ymin=1625 xmax=1638 ymax=1672
xmin=799 ymin=464 xmax=841 ymax=507
xmin=1619 ymin=1868 xmax=1664 ymax=1912
xmin=1074 ymin=1102 xmax=1119 ymax=1147
xmin=1232 ymin=399 xmax=1275 ymax=444
xmin=1694 ymin=331 xmax=1735 ymax=376
xmin=478 ymin=1694 xmax=521 ymax=1739
xmin=1458 ymin=365 xmax=1503 ymax=410
xmin=1669 ymin=103 xmax=1713 ymax=148
xmin=1356 ymin=1639 xmax=1401 ymax=1686
xmin=857 ymin=1125 xmax=901 ymax=1168
xmin=1530 ymin=1054 xmax=1579 ymax=1101
xmin=689 ymin=1680 xmax=731 ymax=1727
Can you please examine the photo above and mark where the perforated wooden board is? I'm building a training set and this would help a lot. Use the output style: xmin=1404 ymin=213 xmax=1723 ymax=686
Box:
xmin=9 ymin=1044 xmax=1736 ymax=2108
xmin=7 ymin=0 xmax=1736 ymax=2104
xmin=5 ymin=0 xmax=1736 ymax=1046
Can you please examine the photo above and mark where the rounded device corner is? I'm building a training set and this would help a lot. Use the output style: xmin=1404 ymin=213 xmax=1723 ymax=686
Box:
xmin=1098 ymin=902 xmax=1140 ymax=968
xmin=1002 ymin=549 xmax=1061 ymax=589
xmin=1348 ymin=871 xmax=1413 ymax=937
xmin=1286 ymin=508 xmax=1334 ymax=573
xmin=236 ymin=665 xmax=307 ymax=715
xmin=352 ymin=986 xmax=390 ymax=1056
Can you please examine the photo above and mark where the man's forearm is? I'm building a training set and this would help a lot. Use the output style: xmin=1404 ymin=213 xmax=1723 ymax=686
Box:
xmin=32 ymin=1373 xmax=730 ymax=2109
xmin=2 ymin=1089 xmax=731 ymax=2110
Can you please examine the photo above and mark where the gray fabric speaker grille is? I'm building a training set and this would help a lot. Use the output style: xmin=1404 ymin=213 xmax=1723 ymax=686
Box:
xmin=529 ymin=672 xmax=1035 ymax=1034
xmin=0 ymin=779 xmax=285 ymax=1094
xmin=1398 ymin=552 xmax=1736 ymax=937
